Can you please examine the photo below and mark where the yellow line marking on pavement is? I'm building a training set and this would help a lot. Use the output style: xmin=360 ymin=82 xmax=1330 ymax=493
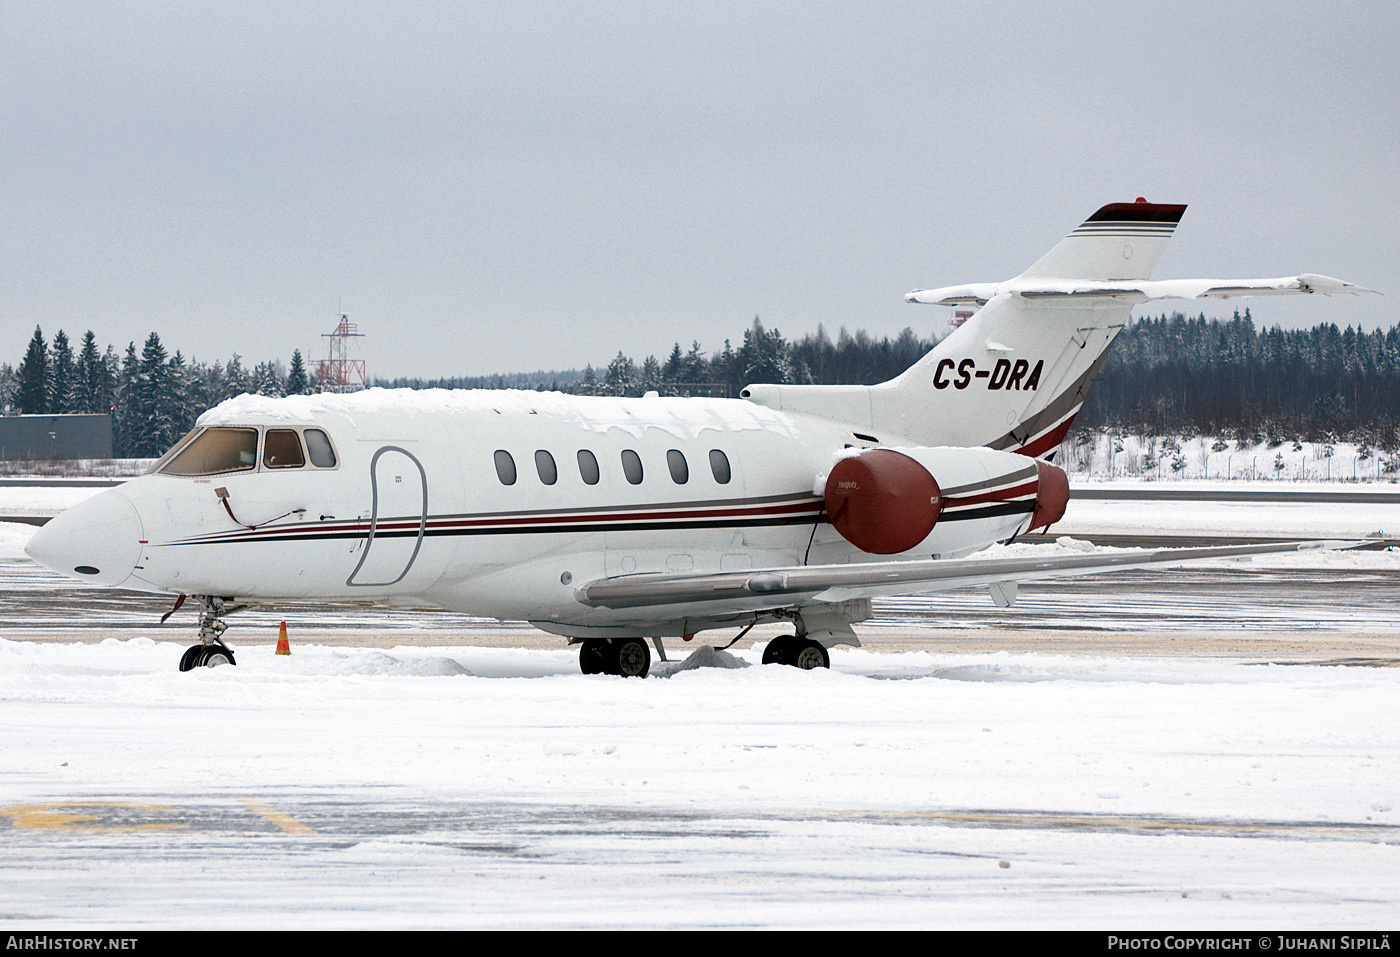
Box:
xmin=238 ymin=798 xmax=316 ymax=835
xmin=0 ymin=801 xmax=186 ymax=832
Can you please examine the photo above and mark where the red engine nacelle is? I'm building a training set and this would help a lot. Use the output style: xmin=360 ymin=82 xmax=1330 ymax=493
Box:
xmin=1028 ymin=458 xmax=1069 ymax=532
xmin=823 ymin=448 xmax=1070 ymax=554
xmin=823 ymin=449 xmax=944 ymax=554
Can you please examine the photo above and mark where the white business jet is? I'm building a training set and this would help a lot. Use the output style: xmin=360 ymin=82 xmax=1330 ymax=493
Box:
xmin=25 ymin=201 xmax=1372 ymax=675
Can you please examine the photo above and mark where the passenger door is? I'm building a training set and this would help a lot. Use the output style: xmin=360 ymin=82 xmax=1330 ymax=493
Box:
xmin=347 ymin=446 xmax=428 ymax=587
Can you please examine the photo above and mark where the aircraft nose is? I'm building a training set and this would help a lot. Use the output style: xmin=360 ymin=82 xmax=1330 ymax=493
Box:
xmin=24 ymin=489 xmax=144 ymax=587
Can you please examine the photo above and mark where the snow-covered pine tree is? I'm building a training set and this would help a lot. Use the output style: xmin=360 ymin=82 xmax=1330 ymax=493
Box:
xmin=286 ymin=350 xmax=309 ymax=396
xmin=15 ymin=326 xmax=49 ymax=415
xmin=50 ymin=330 xmax=75 ymax=414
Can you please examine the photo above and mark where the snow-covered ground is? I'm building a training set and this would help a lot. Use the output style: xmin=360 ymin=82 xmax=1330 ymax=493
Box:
xmin=1053 ymin=483 xmax=1400 ymax=542
xmin=1 ymin=635 xmax=1396 ymax=929
xmin=2 ymin=482 xmax=1398 ymax=929
xmin=1064 ymin=433 xmax=1400 ymax=484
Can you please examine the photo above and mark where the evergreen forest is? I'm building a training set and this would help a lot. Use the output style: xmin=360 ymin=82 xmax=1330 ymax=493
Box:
xmin=3 ymin=310 xmax=1398 ymax=459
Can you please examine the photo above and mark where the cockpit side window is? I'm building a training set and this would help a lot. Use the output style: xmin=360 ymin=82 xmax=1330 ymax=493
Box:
xmin=159 ymin=428 xmax=260 ymax=475
xmin=263 ymin=429 xmax=306 ymax=469
xmin=303 ymin=429 xmax=337 ymax=468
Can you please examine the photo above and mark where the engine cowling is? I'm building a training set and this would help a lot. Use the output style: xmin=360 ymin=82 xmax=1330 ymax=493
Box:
xmin=822 ymin=447 xmax=1069 ymax=555
xmin=1028 ymin=458 xmax=1069 ymax=531
xmin=823 ymin=449 xmax=944 ymax=554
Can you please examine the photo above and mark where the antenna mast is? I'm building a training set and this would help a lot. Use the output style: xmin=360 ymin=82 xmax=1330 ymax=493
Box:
xmin=315 ymin=314 xmax=367 ymax=393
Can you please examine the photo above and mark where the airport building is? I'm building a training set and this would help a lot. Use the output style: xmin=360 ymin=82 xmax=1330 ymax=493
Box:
xmin=0 ymin=413 xmax=114 ymax=461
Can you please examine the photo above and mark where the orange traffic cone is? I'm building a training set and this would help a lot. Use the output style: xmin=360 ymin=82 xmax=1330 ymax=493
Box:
xmin=276 ymin=621 xmax=290 ymax=656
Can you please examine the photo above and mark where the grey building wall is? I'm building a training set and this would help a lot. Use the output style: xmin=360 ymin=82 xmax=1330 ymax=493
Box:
xmin=0 ymin=414 xmax=114 ymax=460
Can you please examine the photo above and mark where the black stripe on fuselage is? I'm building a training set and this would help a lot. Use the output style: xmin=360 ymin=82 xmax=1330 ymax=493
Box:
xmin=939 ymin=500 xmax=1035 ymax=522
xmin=158 ymin=495 xmax=1032 ymax=547
xmin=208 ymin=512 xmax=824 ymax=543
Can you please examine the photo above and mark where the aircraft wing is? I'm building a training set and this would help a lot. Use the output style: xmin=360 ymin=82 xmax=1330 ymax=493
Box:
xmin=574 ymin=540 xmax=1364 ymax=610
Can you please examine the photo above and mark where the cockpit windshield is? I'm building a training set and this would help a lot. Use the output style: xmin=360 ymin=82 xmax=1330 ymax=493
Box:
xmin=159 ymin=428 xmax=260 ymax=475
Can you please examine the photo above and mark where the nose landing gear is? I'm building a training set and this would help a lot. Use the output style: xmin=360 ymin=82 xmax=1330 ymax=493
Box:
xmin=177 ymin=595 xmax=248 ymax=672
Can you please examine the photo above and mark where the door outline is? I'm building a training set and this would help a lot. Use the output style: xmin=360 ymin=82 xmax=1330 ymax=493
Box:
xmin=347 ymin=446 xmax=428 ymax=587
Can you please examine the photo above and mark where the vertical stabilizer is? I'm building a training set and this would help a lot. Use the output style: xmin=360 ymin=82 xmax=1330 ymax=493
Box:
xmin=745 ymin=200 xmax=1364 ymax=460
xmin=743 ymin=200 xmax=1186 ymax=452
xmin=1017 ymin=200 xmax=1186 ymax=281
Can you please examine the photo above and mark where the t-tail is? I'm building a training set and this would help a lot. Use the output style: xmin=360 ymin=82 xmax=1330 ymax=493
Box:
xmin=742 ymin=199 xmax=1372 ymax=456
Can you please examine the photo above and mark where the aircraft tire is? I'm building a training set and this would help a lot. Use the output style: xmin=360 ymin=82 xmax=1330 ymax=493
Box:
xmin=178 ymin=645 xmax=204 ymax=672
xmin=579 ymin=640 xmax=609 ymax=675
xmin=179 ymin=644 xmax=237 ymax=671
xmin=201 ymin=646 xmax=236 ymax=668
xmin=609 ymin=638 xmax=651 ymax=678
xmin=792 ymin=639 xmax=830 ymax=670
xmin=762 ymin=635 xmax=798 ymax=666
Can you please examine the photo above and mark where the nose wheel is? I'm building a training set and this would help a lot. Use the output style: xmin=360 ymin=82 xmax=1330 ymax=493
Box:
xmin=179 ymin=642 xmax=237 ymax=670
xmin=177 ymin=595 xmax=247 ymax=671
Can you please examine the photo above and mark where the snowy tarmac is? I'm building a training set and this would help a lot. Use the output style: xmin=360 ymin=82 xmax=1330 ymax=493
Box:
xmin=2 ymin=636 xmax=1397 ymax=930
xmin=2 ymin=489 xmax=1399 ymax=930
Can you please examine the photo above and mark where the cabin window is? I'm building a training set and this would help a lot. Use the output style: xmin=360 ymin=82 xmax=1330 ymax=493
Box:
xmin=263 ymin=430 xmax=306 ymax=469
xmin=304 ymin=429 xmax=337 ymax=468
xmin=709 ymin=449 xmax=732 ymax=484
xmin=159 ymin=428 xmax=259 ymax=476
xmin=535 ymin=450 xmax=558 ymax=485
xmin=621 ymin=449 xmax=644 ymax=485
xmin=666 ymin=449 xmax=689 ymax=484
xmin=577 ymin=450 xmax=600 ymax=485
xmin=494 ymin=450 xmax=517 ymax=485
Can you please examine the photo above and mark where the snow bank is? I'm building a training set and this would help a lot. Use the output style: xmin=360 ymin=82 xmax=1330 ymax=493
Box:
xmin=1065 ymin=433 xmax=1400 ymax=483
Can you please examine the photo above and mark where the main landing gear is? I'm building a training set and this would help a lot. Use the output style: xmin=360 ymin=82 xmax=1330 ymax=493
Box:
xmin=761 ymin=634 xmax=830 ymax=670
xmin=575 ymin=631 xmax=832 ymax=676
xmin=177 ymin=595 xmax=245 ymax=672
xmin=579 ymin=638 xmax=651 ymax=678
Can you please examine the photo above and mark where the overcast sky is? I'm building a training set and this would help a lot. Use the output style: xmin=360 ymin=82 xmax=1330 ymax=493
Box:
xmin=2 ymin=1 xmax=1395 ymax=380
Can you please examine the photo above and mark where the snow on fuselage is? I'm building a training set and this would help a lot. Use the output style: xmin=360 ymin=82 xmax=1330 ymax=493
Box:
xmin=28 ymin=387 xmax=1038 ymax=633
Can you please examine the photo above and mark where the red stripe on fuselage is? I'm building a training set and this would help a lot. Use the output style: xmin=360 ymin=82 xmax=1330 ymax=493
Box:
xmin=1012 ymin=415 xmax=1078 ymax=459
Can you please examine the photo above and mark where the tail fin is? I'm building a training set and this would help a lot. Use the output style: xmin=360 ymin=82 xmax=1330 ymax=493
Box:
xmin=743 ymin=200 xmax=1361 ymax=458
xmin=1017 ymin=200 xmax=1187 ymax=281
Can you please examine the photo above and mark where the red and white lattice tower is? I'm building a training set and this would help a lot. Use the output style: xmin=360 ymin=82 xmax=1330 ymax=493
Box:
xmin=315 ymin=315 xmax=367 ymax=393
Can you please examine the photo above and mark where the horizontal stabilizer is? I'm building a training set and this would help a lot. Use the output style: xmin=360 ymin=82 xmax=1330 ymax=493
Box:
xmin=906 ymin=274 xmax=1377 ymax=306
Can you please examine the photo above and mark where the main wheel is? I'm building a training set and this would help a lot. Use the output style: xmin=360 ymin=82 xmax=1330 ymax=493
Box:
xmin=609 ymin=638 xmax=651 ymax=678
xmin=579 ymin=640 xmax=609 ymax=675
xmin=792 ymin=638 xmax=830 ymax=670
xmin=762 ymin=635 xmax=799 ymax=665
